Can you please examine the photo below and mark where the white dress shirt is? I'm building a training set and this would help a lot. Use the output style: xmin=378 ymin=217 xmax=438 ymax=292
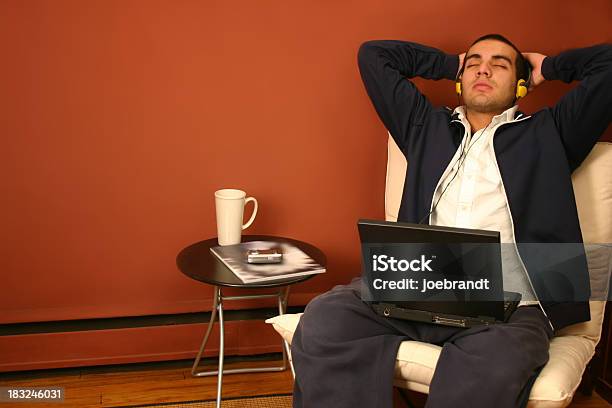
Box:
xmin=430 ymin=105 xmax=538 ymax=305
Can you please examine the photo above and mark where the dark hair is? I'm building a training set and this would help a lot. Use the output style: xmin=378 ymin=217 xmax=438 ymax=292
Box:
xmin=467 ymin=33 xmax=529 ymax=83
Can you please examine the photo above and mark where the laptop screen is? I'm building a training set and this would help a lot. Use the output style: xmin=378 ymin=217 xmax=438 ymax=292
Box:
xmin=357 ymin=219 xmax=506 ymax=319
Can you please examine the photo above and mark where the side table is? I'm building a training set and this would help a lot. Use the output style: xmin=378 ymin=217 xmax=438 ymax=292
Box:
xmin=176 ymin=235 xmax=326 ymax=407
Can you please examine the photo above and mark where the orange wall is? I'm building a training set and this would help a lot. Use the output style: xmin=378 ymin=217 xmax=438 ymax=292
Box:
xmin=1 ymin=1 xmax=611 ymax=325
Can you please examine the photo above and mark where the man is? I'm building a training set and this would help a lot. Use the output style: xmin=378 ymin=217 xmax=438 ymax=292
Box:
xmin=290 ymin=34 xmax=612 ymax=408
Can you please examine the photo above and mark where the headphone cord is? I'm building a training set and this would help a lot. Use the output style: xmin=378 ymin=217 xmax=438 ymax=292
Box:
xmin=417 ymin=118 xmax=493 ymax=225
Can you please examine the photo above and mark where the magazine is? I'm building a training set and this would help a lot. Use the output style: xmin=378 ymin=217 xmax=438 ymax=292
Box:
xmin=209 ymin=240 xmax=325 ymax=284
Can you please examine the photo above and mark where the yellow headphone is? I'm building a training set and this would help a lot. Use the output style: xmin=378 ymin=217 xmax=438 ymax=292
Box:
xmin=455 ymin=62 xmax=531 ymax=99
xmin=515 ymin=79 xmax=528 ymax=98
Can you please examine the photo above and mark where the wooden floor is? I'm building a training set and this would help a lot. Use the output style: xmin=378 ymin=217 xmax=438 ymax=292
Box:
xmin=0 ymin=355 xmax=609 ymax=407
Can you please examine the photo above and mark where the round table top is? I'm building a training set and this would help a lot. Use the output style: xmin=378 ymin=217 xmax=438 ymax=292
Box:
xmin=176 ymin=235 xmax=327 ymax=288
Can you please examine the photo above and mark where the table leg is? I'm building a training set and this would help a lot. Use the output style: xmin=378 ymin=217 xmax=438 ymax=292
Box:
xmin=216 ymin=288 xmax=225 ymax=408
xmin=279 ymin=286 xmax=296 ymax=379
xmin=190 ymin=285 xmax=294 ymax=406
xmin=191 ymin=285 xmax=220 ymax=377
xmin=277 ymin=287 xmax=288 ymax=370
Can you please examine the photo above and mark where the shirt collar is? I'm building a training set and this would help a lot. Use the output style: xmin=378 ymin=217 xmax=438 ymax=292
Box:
xmin=452 ymin=105 xmax=519 ymax=128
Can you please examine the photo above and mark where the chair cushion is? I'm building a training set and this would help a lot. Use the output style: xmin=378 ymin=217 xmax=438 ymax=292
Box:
xmin=556 ymin=245 xmax=611 ymax=342
xmin=572 ymin=143 xmax=612 ymax=245
xmin=266 ymin=313 xmax=302 ymax=344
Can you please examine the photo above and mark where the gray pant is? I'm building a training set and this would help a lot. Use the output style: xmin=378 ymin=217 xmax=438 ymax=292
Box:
xmin=291 ymin=278 xmax=553 ymax=408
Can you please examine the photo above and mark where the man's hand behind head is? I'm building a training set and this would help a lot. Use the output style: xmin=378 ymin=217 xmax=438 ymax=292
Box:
xmin=522 ymin=52 xmax=547 ymax=91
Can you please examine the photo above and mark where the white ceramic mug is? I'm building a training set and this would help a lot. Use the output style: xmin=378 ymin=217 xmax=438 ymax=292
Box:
xmin=214 ymin=189 xmax=258 ymax=245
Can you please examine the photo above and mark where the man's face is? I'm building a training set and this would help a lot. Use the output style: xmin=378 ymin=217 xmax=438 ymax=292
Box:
xmin=461 ymin=39 xmax=518 ymax=113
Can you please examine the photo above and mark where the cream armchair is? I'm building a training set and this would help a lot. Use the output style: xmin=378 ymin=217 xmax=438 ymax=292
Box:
xmin=267 ymin=137 xmax=612 ymax=408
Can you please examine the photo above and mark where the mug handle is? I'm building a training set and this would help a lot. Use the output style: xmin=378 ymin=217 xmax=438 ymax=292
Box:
xmin=242 ymin=197 xmax=258 ymax=230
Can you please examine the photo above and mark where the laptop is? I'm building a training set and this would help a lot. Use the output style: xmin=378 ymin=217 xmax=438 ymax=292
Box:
xmin=357 ymin=219 xmax=521 ymax=328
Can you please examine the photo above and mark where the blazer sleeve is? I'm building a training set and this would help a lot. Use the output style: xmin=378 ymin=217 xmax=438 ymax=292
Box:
xmin=357 ymin=40 xmax=459 ymax=153
xmin=543 ymin=44 xmax=612 ymax=171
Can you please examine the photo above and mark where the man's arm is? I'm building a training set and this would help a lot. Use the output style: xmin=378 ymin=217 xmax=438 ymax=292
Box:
xmin=528 ymin=44 xmax=612 ymax=171
xmin=357 ymin=40 xmax=459 ymax=152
